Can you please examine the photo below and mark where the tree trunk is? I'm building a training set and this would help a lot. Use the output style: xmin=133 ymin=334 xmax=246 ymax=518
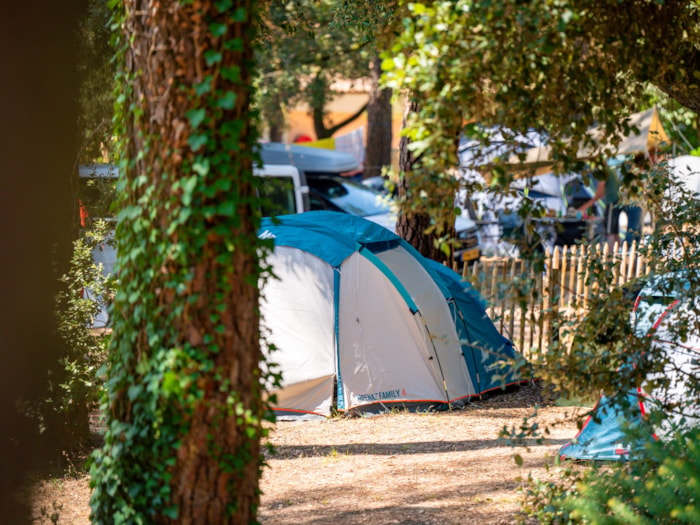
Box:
xmin=396 ymin=96 xmax=450 ymax=264
xmin=268 ymin=121 xmax=283 ymax=143
xmin=310 ymin=73 xmax=368 ymax=140
xmin=90 ymin=2 xmax=265 ymax=523
xmin=363 ymin=55 xmax=392 ymax=179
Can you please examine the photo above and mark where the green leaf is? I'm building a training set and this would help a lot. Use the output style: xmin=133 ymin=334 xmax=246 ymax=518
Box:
xmin=221 ymin=65 xmax=241 ymax=83
xmin=224 ymin=38 xmax=243 ymax=52
xmin=214 ymin=0 xmax=232 ymax=11
xmin=194 ymin=76 xmax=212 ymax=96
xmin=186 ymin=108 xmax=206 ymax=129
xmin=209 ymin=22 xmax=226 ymax=37
xmin=514 ymin=454 xmax=523 ymax=467
xmin=217 ymin=200 xmax=235 ymax=217
xmin=127 ymin=384 xmax=142 ymax=401
xmin=203 ymin=50 xmax=223 ymax=66
xmin=232 ymin=7 xmax=247 ymax=22
xmin=217 ymin=91 xmax=237 ymax=110
xmin=188 ymin=133 xmax=208 ymax=151
xmin=193 ymin=159 xmax=210 ymax=176
xmin=381 ymin=57 xmax=395 ymax=71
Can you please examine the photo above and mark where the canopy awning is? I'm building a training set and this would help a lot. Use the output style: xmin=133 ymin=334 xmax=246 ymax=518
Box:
xmin=508 ymin=108 xmax=670 ymax=175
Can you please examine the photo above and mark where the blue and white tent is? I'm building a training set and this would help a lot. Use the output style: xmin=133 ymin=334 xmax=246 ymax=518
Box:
xmin=559 ymin=275 xmax=700 ymax=460
xmin=259 ymin=211 xmax=523 ymax=419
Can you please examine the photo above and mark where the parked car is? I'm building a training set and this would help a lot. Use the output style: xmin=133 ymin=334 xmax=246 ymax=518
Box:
xmin=361 ymin=175 xmax=398 ymax=197
xmin=308 ymin=175 xmax=481 ymax=265
xmin=262 ymin=142 xmax=483 ymax=263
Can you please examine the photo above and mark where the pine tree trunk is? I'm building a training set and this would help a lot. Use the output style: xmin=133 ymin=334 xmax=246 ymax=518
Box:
xmin=363 ymin=55 xmax=392 ymax=179
xmin=396 ymin=96 xmax=450 ymax=264
xmin=91 ymin=2 xmax=264 ymax=523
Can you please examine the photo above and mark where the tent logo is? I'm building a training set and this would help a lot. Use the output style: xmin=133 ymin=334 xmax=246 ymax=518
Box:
xmin=259 ymin=230 xmax=276 ymax=240
xmin=356 ymin=389 xmax=404 ymax=402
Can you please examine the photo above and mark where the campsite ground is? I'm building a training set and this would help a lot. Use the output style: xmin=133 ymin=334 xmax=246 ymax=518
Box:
xmin=27 ymin=383 xmax=587 ymax=524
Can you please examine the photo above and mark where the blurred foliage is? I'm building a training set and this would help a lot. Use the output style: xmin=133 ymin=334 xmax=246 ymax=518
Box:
xmin=383 ymin=1 xmax=700 ymax=225
xmin=255 ymin=0 xmax=383 ymax=139
xmin=381 ymin=4 xmax=700 ymax=519
xmin=52 ymin=220 xmax=114 ymax=452
xmin=521 ymin=427 xmax=700 ymax=524
xmin=503 ymin=160 xmax=700 ymax=523
xmin=77 ymin=0 xmax=115 ymax=162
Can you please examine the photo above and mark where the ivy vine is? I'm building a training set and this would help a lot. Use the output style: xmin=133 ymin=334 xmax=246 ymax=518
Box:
xmin=89 ymin=1 xmax=279 ymax=522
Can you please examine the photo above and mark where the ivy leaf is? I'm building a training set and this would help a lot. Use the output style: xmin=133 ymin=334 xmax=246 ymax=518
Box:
xmin=127 ymin=384 xmax=142 ymax=401
xmin=214 ymin=0 xmax=232 ymax=11
xmin=221 ymin=65 xmax=241 ymax=83
xmin=193 ymin=159 xmax=210 ymax=176
xmin=181 ymin=176 xmax=198 ymax=206
xmin=188 ymin=133 xmax=208 ymax=152
xmin=217 ymin=91 xmax=237 ymax=110
xmin=209 ymin=22 xmax=226 ymax=37
xmin=194 ymin=76 xmax=212 ymax=96
xmin=217 ymin=200 xmax=235 ymax=217
xmin=232 ymin=7 xmax=247 ymax=22
xmin=224 ymin=38 xmax=243 ymax=53
xmin=186 ymin=108 xmax=206 ymax=129
xmin=204 ymin=49 xmax=223 ymax=66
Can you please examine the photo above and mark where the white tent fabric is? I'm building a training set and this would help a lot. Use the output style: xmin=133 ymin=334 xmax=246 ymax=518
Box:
xmin=668 ymin=155 xmax=700 ymax=197
xmin=263 ymin=245 xmax=473 ymax=418
xmin=374 ymin=245 xmax=476 ymax=399
xmin=641 ymin=298 xmax=700 ymax=438
xmin=337 ymin=252 xmax=451 ymax=409
xmin=260 ymin=247 xmax=336 ymax=417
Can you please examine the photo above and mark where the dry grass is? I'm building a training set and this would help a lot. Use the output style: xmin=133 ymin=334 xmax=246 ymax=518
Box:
xmin=28 ymin=383 xmax=588 ymax=525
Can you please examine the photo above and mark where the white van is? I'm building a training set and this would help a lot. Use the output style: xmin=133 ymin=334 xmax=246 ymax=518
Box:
xmin=78 ymin=162 xmax=309 ymax=328
xmin=79 ymin=163 xmax=310 ymax=217
xmin=255 ymin=164 xmax=309 ymax=215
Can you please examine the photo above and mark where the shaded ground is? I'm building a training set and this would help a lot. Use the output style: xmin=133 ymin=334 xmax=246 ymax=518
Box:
xmin=28 ymin=383 xmax=588 ymax=524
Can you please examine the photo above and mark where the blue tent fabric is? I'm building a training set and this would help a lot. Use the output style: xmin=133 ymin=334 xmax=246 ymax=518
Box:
xmin=422 ymin=259 xmax=521 ymax=393
xmin=260 ymin=213 xmax=419 ymax=312
xmin=559 ymin=390 xmax=654 ymax=461
xmin=260 ymin=211 xmax=525 ymax=402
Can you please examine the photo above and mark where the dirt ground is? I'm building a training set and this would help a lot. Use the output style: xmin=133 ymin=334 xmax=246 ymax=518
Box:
xmin=28 ymin=383 xmax=588 ymax=525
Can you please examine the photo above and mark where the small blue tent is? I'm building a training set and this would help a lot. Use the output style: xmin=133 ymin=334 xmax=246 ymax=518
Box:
xmin=559 ymin=277 xmax=700 ymax=461
xmin=259 ymin=211 xmax=525 ymax=419
xmin=559 ymin=390 xmax=652 ymax=461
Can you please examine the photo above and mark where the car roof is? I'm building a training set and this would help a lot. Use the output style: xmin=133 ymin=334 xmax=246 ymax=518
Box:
xmin=260 ymin=142 xmax=359 ymax=174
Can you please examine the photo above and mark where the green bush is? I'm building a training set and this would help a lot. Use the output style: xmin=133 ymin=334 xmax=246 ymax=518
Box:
xmin=51 ymin=220 xmax=114 ymax=451
xmin=564 ymin=427 xmax=700 ymax=524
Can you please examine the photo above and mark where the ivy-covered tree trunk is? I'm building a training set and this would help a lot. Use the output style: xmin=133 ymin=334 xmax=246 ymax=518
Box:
xmin=363 ymin=54 xmax=392 ymax=180
xmin=396 ymin=97 xmax=452 ymax=264
xmin=90 ymin=1 xmax=267 ymax=523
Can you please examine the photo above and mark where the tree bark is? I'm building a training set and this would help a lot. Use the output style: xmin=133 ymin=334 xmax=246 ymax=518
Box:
xmin=99 ymin=1 xmax=263 ymax=523
xmin=396 ymin=96 xmax=450 ymax=264
xmin=364 ymin=54 xmax=393 ymax=179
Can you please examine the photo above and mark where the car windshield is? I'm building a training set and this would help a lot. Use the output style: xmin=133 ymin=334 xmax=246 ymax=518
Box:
xmin=257 ymin=175 xmax=298 ymax=216
xmin=309 ymin=178 xmax=390 ymax=217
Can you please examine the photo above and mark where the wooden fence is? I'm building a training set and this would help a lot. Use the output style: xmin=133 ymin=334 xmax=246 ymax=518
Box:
xmin=456 ymin=241 xmax=651 ymax=357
